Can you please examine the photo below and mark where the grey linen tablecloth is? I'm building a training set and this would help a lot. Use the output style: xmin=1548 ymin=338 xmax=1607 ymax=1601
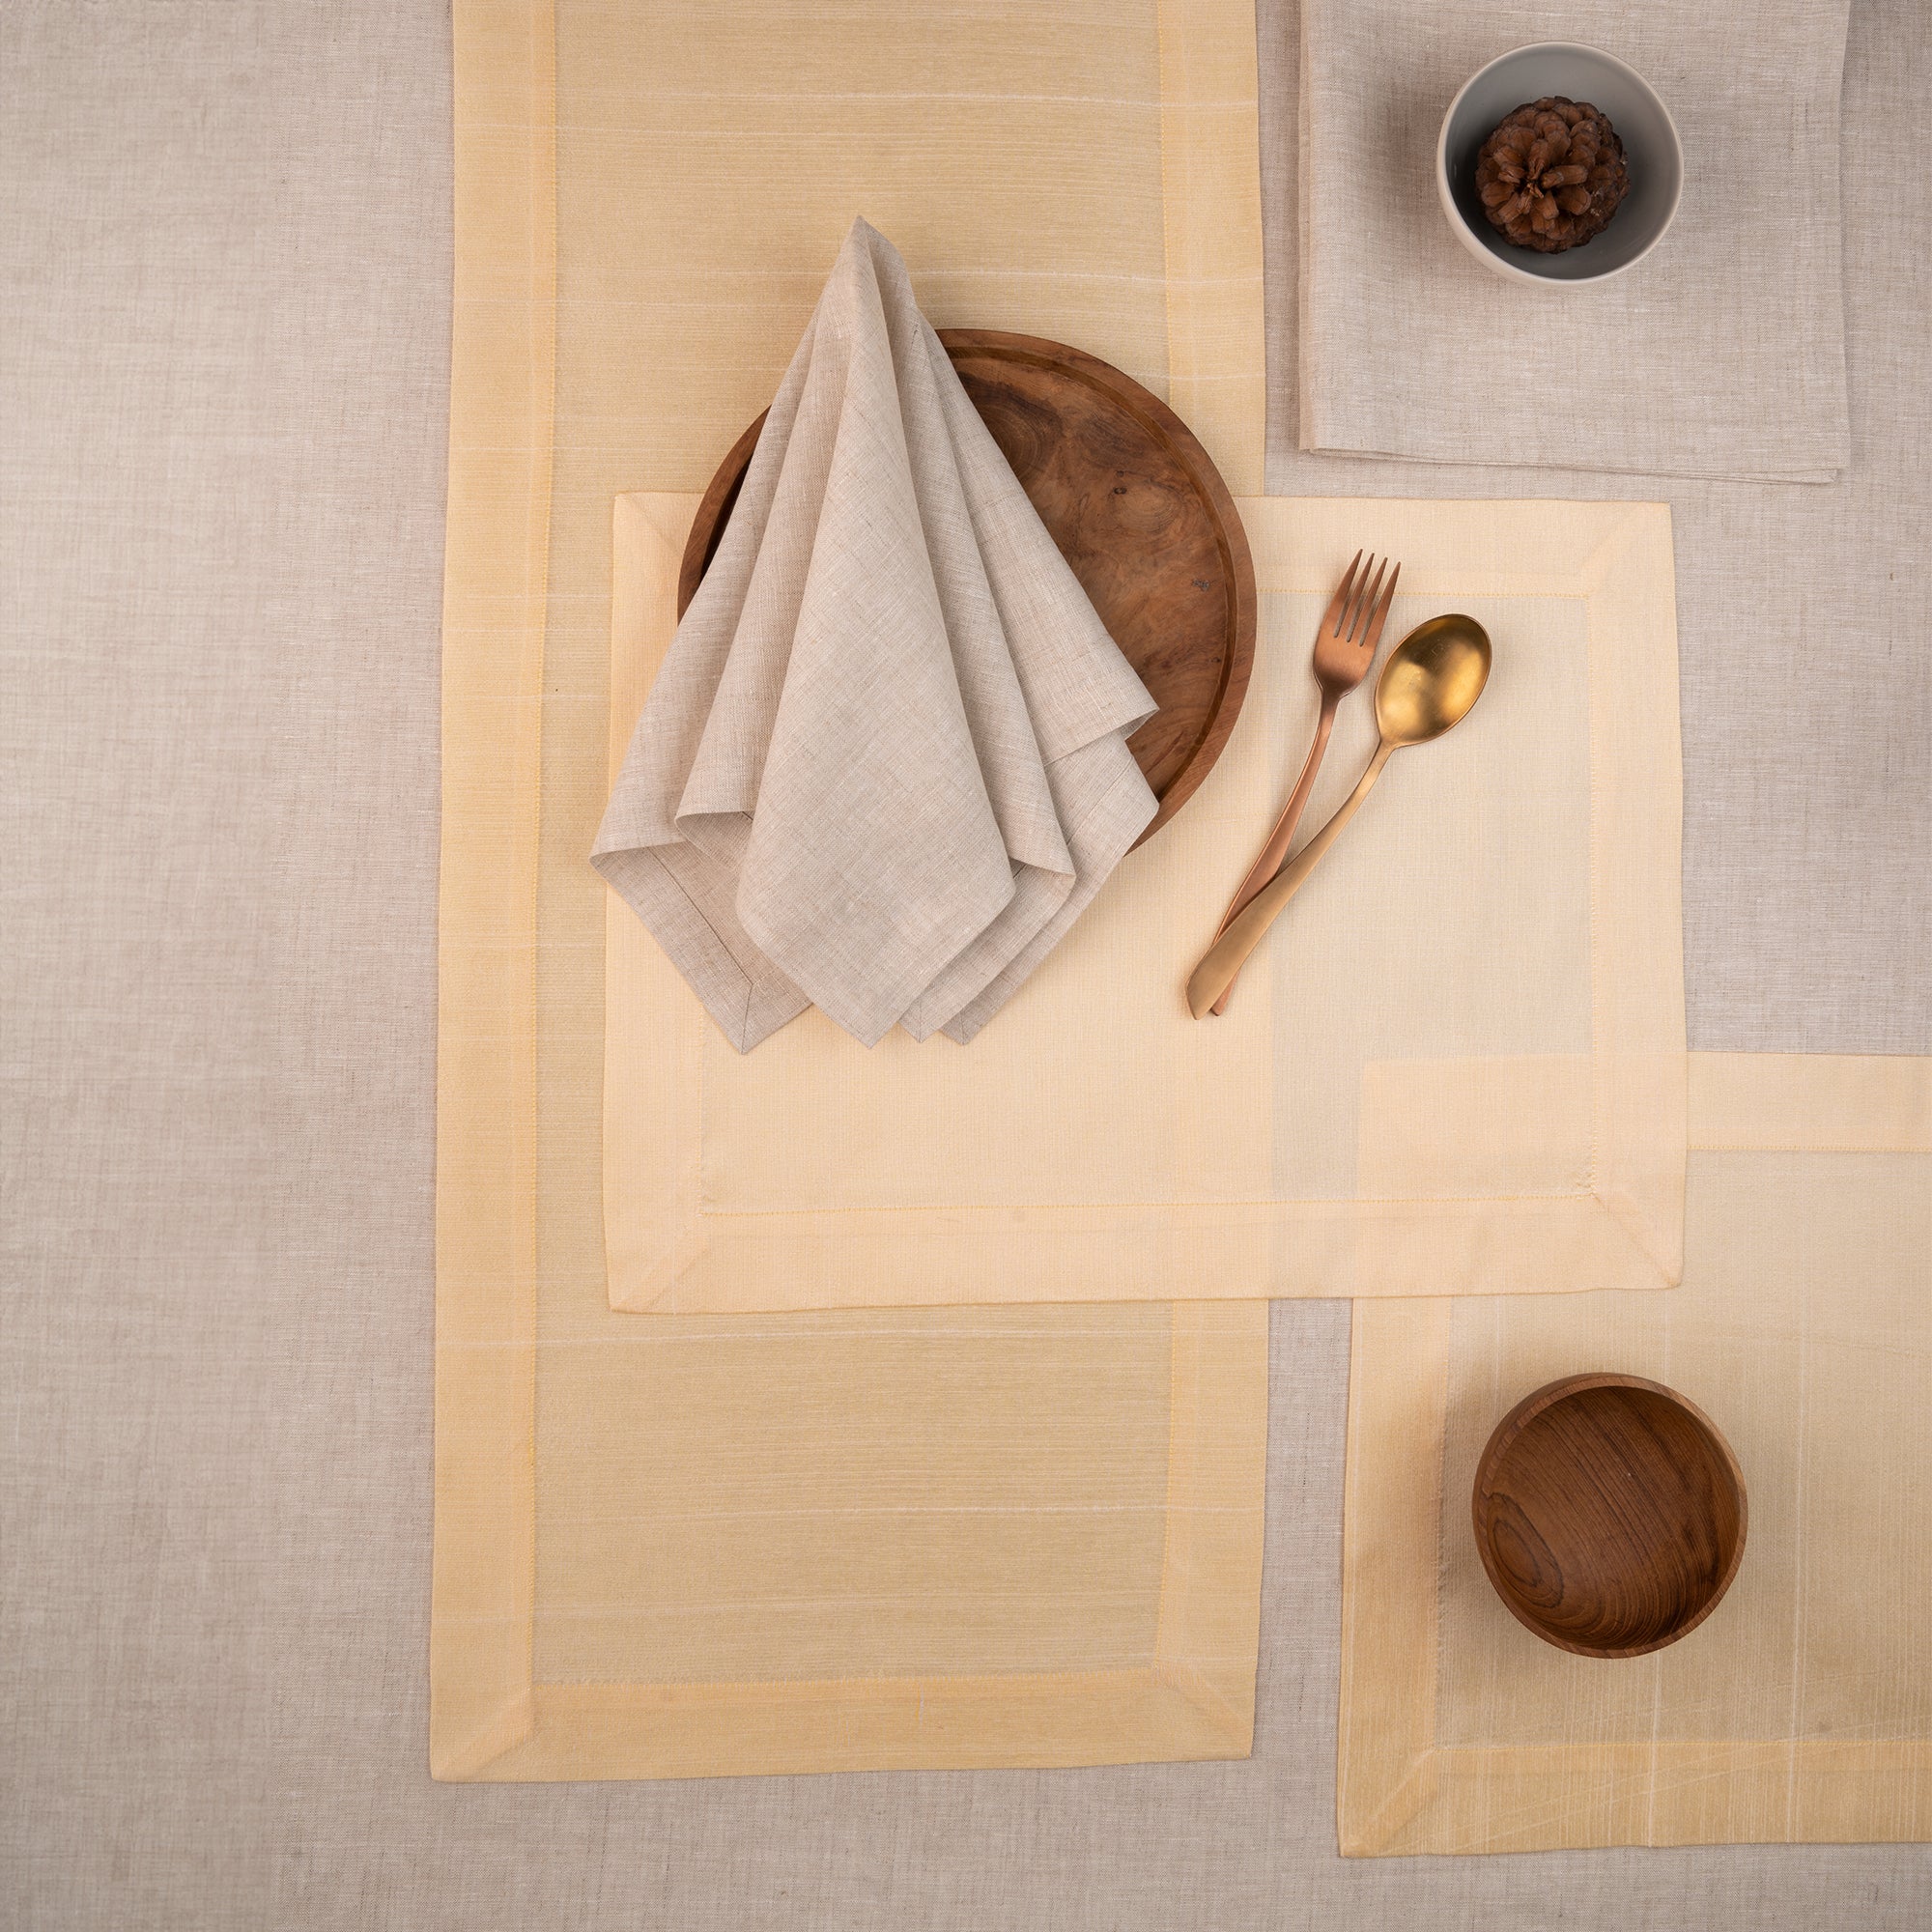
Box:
xmin=1299 ymin=0 xmax=1853 ymax=481
xmin=593 ymin=219 xmax=1153 ymax=1051
xmin=4 ymin=1 xmax=1929 ymax=1926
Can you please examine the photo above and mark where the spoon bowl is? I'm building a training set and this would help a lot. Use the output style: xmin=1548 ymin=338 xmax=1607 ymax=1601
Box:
xmin=1376 ymin=613 xmax=1492 ymax=745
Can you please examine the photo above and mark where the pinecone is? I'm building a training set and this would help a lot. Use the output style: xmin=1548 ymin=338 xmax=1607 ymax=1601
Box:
xmin=1474 ymin=98 xmax=1629 ymax=254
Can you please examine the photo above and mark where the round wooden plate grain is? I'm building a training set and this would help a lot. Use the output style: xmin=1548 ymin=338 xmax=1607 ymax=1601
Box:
xmin=677 ymin=328 xmax=1257 ymax=848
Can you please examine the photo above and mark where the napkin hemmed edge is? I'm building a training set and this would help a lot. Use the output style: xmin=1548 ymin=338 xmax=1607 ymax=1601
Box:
xmin=591 ymin=846 xmax=809 ymax=1054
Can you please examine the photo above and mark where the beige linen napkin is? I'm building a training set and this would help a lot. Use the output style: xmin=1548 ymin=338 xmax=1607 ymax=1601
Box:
xmin=592 ymin=219 xmax=1157 ymax=1051
xmin=1298 ymin=2 xmax=1851 ymax=481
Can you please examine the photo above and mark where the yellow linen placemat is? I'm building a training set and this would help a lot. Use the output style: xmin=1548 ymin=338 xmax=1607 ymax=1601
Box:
xmin=1338 ymin=1055 xmax=1932 ymax=1853
xmin=436 ymin=0 xmax=1269 ymax=1780
xmin=436 ymin=1294 xmax=1266 ymax=1780
xmin=605 ymin=496 xmax=1686 ymax=1311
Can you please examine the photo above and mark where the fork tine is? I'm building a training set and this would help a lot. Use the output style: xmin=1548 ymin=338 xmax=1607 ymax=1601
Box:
xmin=1335 ymin=554 xmax=1374 ymax=639
xmin=1321 ymin=550 xmax=1362 ymax=636
xmin=1361 ymin=560 xmax=1401 ymax=653
xmin=1346 ymin=556 xmax=1386 ymax=641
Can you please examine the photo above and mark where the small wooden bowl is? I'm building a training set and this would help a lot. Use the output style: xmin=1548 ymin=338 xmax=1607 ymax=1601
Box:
xmin=1471 ymin=1373 xmax=1747 ymax=1659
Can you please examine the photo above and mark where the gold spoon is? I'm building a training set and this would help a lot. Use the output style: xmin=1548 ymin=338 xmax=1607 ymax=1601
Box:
xmin=1185 ymin=614 xmax=1492 ymax=1019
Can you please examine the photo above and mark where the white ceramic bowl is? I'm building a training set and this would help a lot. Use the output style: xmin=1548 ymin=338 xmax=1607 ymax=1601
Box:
xmin=1436 ymin=43 xmax=1683 ymax=287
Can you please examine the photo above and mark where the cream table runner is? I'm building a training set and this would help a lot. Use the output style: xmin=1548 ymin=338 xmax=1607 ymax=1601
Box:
xmin=436 ymin=0 xmax=1268 ymax=1779
xmin=1338 ymin=1054 xmax=1932 ymax=1853
xmin=605 ymin=495 xmax=1686 ymax=1312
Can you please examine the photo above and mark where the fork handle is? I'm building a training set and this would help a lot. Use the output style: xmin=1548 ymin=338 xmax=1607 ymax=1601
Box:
xmin=1186 ymin=739 xmax=1396 ymax=1019
xmin=1207 ymin=694 xmax=1340 ymax=1014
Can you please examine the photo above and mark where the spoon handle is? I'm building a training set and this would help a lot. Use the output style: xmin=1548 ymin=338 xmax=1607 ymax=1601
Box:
xmin=1186 ymin=741 xmax=1395 ymax=1018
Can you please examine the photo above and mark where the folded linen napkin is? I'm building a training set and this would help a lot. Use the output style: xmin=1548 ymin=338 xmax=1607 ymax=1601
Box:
xmin=593 ymin=219 xmax=1158 ymax=1052
xmin=1298 ymin=0 xmax=1851 ymax=481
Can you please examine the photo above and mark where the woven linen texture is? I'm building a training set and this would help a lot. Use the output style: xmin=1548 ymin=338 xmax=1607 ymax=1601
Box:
xmin=1297 ymin=0 xmax=1851 ymax=480
xmin=605 ymin=496 xmax=1686 ymax=1312
xmin=1338 ymin=1055 xmax=1932 ymax=1853
xmin=591 ymin=220 xmax=1156 ymax=1052
xmin=434 ymin=0 xmax=1268 ymax=1781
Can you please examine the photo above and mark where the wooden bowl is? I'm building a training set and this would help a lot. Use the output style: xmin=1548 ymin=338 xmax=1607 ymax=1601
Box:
xmin=1471 ymin=1373 xmax=1747 ymax=1659
xmin=679 ymin=328 xmax=1256 ymax=850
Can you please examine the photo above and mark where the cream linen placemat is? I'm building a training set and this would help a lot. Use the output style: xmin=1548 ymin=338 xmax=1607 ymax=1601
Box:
xmin=435 ymin=0 xmax=1269 ymax=1779
xmin=1338 ymin=1054 xmax=1932 ymax=1854
xmin=605 ymin=495 xmax=1686 ymax=1312
xmin=1297 ymin=1 xmax=1851 ymax=482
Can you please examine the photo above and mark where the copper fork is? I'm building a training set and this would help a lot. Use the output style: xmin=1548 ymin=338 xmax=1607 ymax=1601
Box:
xmin=1204 ymin=551 xmax=1399 ymax=1014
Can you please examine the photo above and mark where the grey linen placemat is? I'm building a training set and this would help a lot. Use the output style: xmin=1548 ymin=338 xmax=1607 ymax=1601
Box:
xmin=1298 ymin=0 xmax=1852 ymax=481
xmin=593 ymin=219 xmax=1155 ymax=1051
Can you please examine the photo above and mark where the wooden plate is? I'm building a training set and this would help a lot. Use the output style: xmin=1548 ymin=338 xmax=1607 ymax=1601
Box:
xmin=1472 ymin=1373 xmax=1748 ymax=1660
xmin=678 ymin=328 xmax=1256 ymax=848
